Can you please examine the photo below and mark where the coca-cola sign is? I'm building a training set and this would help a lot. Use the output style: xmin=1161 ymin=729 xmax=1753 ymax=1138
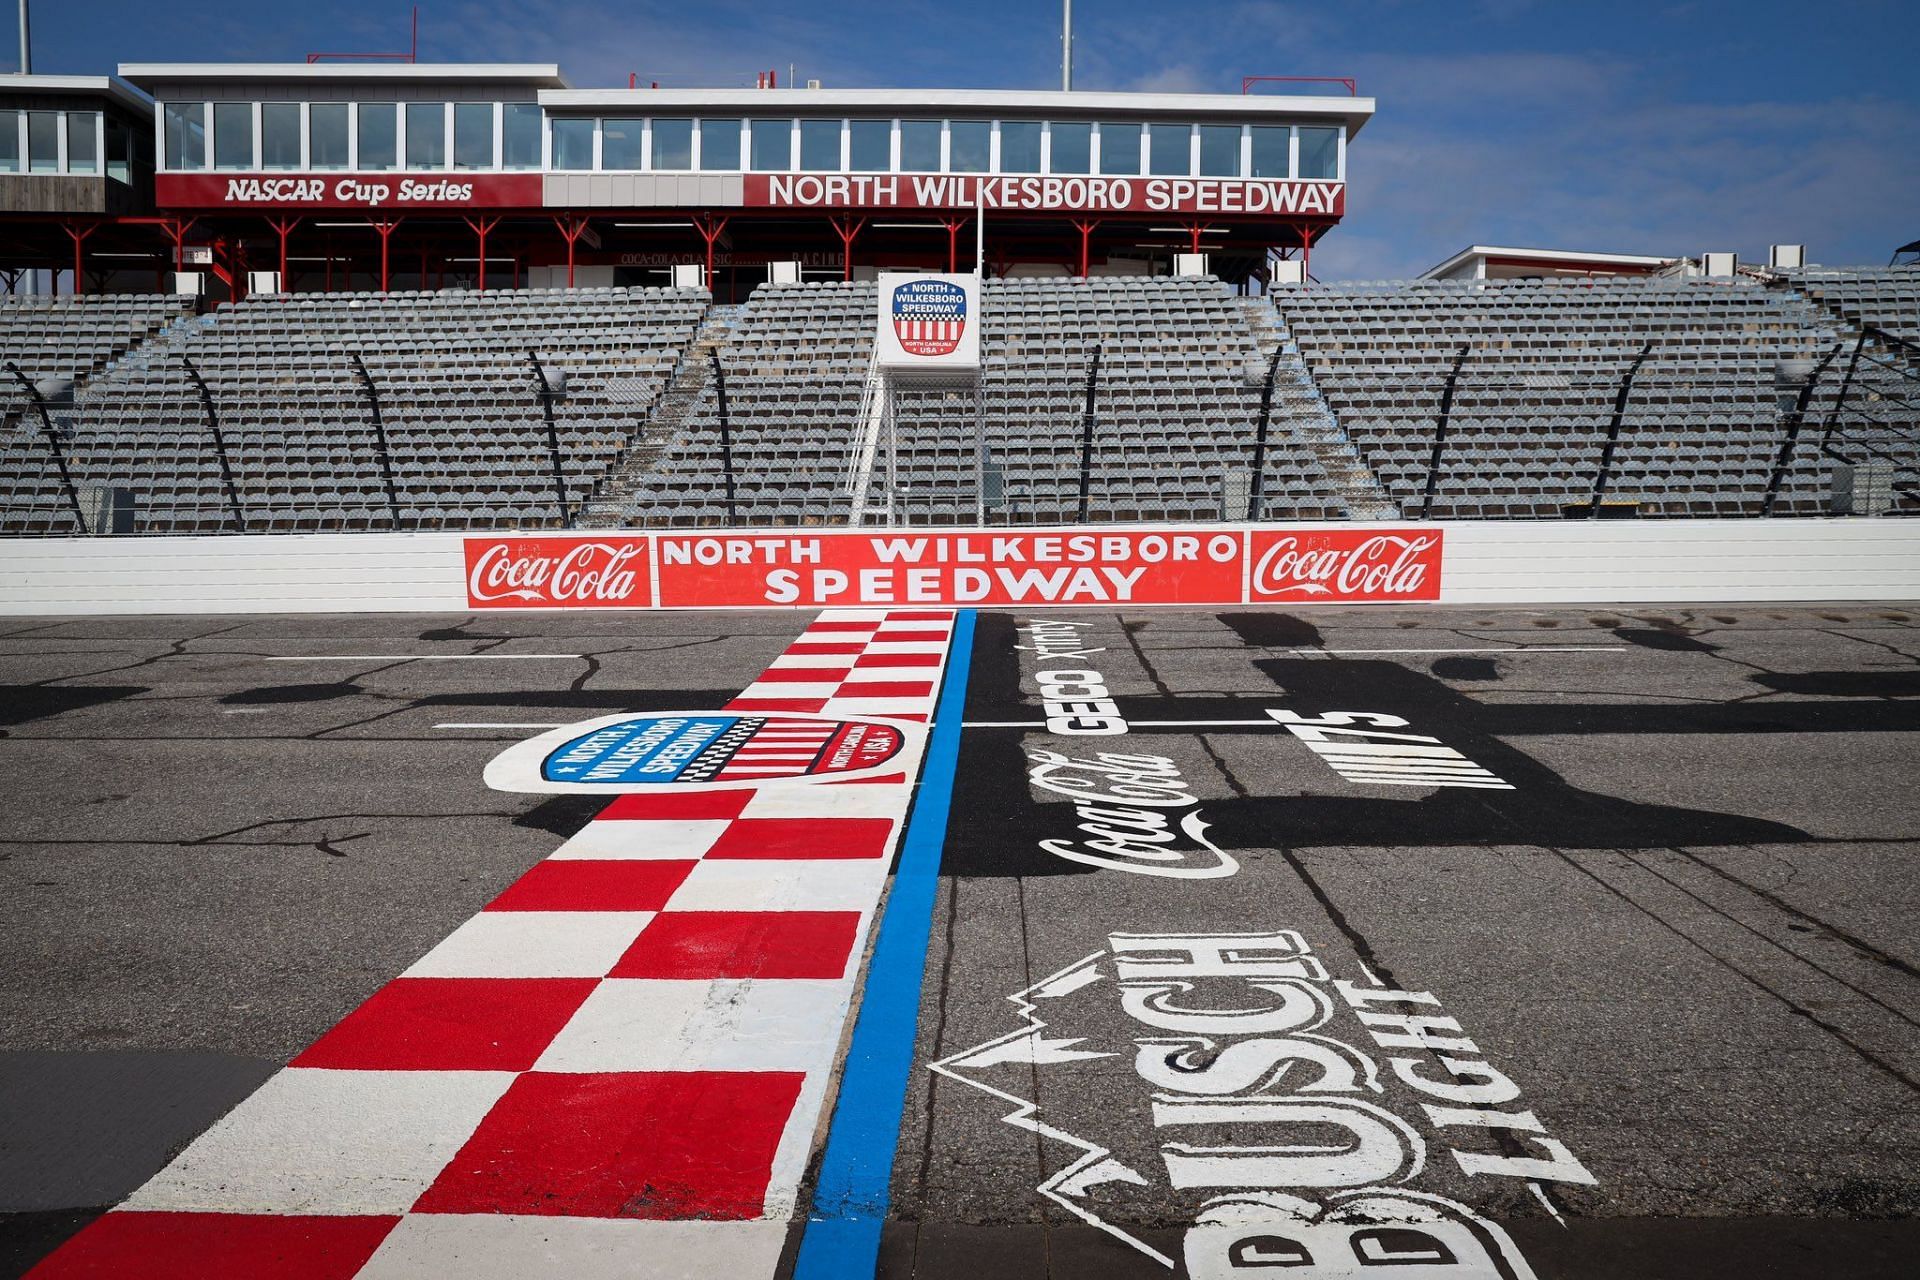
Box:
xmin=460 ymin=527 xmax=1442 ymax=609
xmin=1248 ymin=529 xmax=1443 ymax=603
xmin=464 ymin=537 xmax=651 ymax=609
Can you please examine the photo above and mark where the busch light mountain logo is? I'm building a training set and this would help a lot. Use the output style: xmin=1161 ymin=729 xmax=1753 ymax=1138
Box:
xmin=892 ymin=278 xmax=968 ymax=356
xmin=485 ymin=710 xmax=914 ymax=794
xmin=932 ymin=930 xmax=1593 ymax=1277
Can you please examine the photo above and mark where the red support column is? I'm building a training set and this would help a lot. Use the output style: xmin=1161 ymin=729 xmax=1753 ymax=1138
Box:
xmin=160 ymin=216 xmax=198 ymax=277
xmin=827 ymin=215 xmax=865 ymax=282
xmin=60 ymin=222 xmax=98 ymax=295
xmin=1070 ymin=218 xmax=1100 ymax=280
xmin=693 ymin=214 xmax=730 ymax=291
xmin=371 ymin=219 xmax=402 ymax=293
xmin=941 ymin=217 xmax=968 ymax=273
xmin=553 ymin=215 xmax=591 ymax=288
xmin=1186 ymin=220 xmax=1205 ymax=256
xmin=265 ymin=215 xmax=301 ymax=289
xmin=462 ymin=215 xmax=501 ymax=291
xmin=1297 ymin=222 xmax=1313 ymax=286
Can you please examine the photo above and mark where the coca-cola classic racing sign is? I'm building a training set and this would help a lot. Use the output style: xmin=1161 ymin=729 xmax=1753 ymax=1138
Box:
xmin=461 ymin=527 xmax=1442 ymax=609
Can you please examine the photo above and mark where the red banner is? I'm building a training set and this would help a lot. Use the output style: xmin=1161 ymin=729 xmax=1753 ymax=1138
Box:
xmin=656 ymin=529 xmax=1245 ymax=608
xmin=464 ymin=536 xmax=651 ymax=608
xmin=745 ymin=174 xmax=1344 ymax=217
xmin=1248 ymin=529 xmax=1442 ymax=603
xmin=461 ymin=527 xmax=1442 ymax=609
xmin=155 ymin=172 xmax=546 ymax=210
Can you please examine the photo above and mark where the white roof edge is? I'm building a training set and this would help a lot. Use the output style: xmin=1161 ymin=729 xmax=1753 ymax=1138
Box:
xmin=120 ymin=63 xmax=570 ymax=88
xmin=539 ymin=86 xmax=1374 ymax=127
xmin=0 ymin=72 xmax=155 ymax=116
xmin=1421 ymin=244 xmax=1678 ymax=278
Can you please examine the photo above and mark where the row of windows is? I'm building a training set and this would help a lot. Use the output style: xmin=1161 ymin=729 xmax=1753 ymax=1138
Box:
xmin=0 ymin=108 xmax=136 ymax=181
xmin=157 ymin=100 xmax=1342 ymax=181
xmin=162 ymin=101 xmax=543 ymax=172
xmin=550 ymin=118 xmax=1341 ymax=180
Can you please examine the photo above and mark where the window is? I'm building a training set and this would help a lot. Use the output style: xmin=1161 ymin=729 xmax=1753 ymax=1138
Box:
xmin=1199 ymin=124 xmax=1240 ymax=177
xmin=848 ymin=119 xmax=890 ymax=170
xmin=0 ymin=110 xmax=16 ymax=173
xmin=502 ymin=103 xmax=541 ymax=168
xmin=105 ymin=117 xmax=131 ymax=183
xmin=357 ymin=103 xmax=396 ymax=170
xmin=212 ymin=102 xmax=252 ymax=170
xmin=27 ymin=111 xmax=58 ymax=172
xmin=66 ymin=111 xmax=99 ymax=174
xmin=551 ymin=117 xmax=593 ymax=170
xmin=1299 ymin=126 xmax=1339 ymax=179
xmin=1098 ymin=122 xmax=1140 ymax=175
xmin=999 ymin=120 xmax=1041 ymax=173
xmin=1148 ymin=123 xmax=1190 ymax=176
xmin=310 ymin=103 xmax=349 ymax=169
xmin=1048 ymin=121 xmax=1090 ymax=173
xmin=900 ymin=119 xmax=940 ymax=171
xmin=406 ymin=103 xmax=446 ymax=168
xmin=750 ymin=118 xmax=791 ymax=171
xmin=799 ymin=118 xmax=840 ymax=170
xmin=651 ymin=118 xmax=692 ymax=169
xmin=1249 ymin=126 xmax=1289 ymax=178
xmin=949 ymin=120 xmax=990 ymax=173
xmin=454 ymin=103 xmax=493 ymax=169
xmin=601 ymin=118 xmax=642 ymax=169
xmin=698 ymin=119 xmax=739 ymax=170
xmin=261 ymin=103 xmax=301 ymax=170
xmin=163 ymin=102 xmax=206 ymax=170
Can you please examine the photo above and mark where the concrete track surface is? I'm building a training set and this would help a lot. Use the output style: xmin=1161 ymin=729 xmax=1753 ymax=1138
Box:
xmin=2 ymin=603 xmax=1916 ymax=1278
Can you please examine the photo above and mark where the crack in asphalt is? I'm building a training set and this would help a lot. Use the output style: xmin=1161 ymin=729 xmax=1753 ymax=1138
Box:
xmin=1547 ymin=847 xmax=1920 ymax=1095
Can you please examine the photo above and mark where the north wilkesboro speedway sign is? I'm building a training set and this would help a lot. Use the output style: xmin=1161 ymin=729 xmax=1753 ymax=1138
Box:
xmin=461 ymin=527 xmax=1444 ymax=609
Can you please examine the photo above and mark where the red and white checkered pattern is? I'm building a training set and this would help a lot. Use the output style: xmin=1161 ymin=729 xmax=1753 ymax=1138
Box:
xmin=31 ymin=609 xmax=956 ymax=1280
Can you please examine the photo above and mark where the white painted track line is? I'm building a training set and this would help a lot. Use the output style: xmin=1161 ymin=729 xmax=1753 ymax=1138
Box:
xmin=1292 ymin=646 xmax=1625 ymax=654
xmin=268 ymin=654 xmax=584 ymax=661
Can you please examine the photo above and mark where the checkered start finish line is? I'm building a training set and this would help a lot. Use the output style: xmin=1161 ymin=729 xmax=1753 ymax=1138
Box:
xmin=32 ymin=609 xmax=957 ymax=1279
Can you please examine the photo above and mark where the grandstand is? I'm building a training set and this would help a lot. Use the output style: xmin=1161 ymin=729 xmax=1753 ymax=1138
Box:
xmin=5 ymin=266 xmax=1919 ymax=533
xmin=1276 ymin=275 xmax=1843 ymax=518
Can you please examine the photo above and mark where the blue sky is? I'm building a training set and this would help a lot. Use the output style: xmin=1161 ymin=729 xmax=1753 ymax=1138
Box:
xmin=17 ymin=1 xmax=1916 ymax=277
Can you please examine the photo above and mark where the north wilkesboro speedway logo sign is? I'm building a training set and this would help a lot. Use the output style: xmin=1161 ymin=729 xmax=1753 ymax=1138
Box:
xmin=933 ymin=929 xmax=1593 ymax=1278
xmin=876 ymin=271 xmax=981 ymax=370
xmin=892 ymin=278 xmax=968 ymax=356
xmin=484 ymin=711 xmax=913 ymax=794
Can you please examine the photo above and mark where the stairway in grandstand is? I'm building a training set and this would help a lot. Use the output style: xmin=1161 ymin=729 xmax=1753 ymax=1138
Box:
xmin=1779 ymin=267 xmax=1920 ymax=513
xmin=594 ymin=281 xmax=877 ymax=527
xmin=579 ymin=306 xmax=745 ymax=527
xmin=1240 ymin=298 xmax=1401 ymax=519
xmin=1 ymin=296 xmax=192 ymax=533
xmin=2 ymin=287 xmax=706 ymax=535
xmin=1277 ymin=276 xmax=1844 ymax=518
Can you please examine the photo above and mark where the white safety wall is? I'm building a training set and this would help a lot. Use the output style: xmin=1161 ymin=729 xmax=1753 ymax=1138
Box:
xmin=0 ymin=520 xmax=1916 ymax=615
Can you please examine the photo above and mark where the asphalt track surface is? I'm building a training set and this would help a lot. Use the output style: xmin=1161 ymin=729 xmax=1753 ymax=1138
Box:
xmin=2 ymin=603 xmax=1918 ymax=1278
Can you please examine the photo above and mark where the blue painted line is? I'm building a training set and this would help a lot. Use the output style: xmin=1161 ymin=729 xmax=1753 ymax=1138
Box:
xmin=794 ymin=608 xmax=976 ymax=1280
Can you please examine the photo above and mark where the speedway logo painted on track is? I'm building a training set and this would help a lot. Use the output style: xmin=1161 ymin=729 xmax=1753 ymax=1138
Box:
xmin=460 ymin=527 xmax=1444 ymax=609
xmin=485 ymin=710 xmax=913 ymax=793
xmin=933 ymin=928 xmax=1593 ymax=1277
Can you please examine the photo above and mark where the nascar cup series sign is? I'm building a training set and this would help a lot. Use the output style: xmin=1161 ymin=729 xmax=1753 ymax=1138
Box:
xmin=877 ymin=272 xmax=981 ymax=372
